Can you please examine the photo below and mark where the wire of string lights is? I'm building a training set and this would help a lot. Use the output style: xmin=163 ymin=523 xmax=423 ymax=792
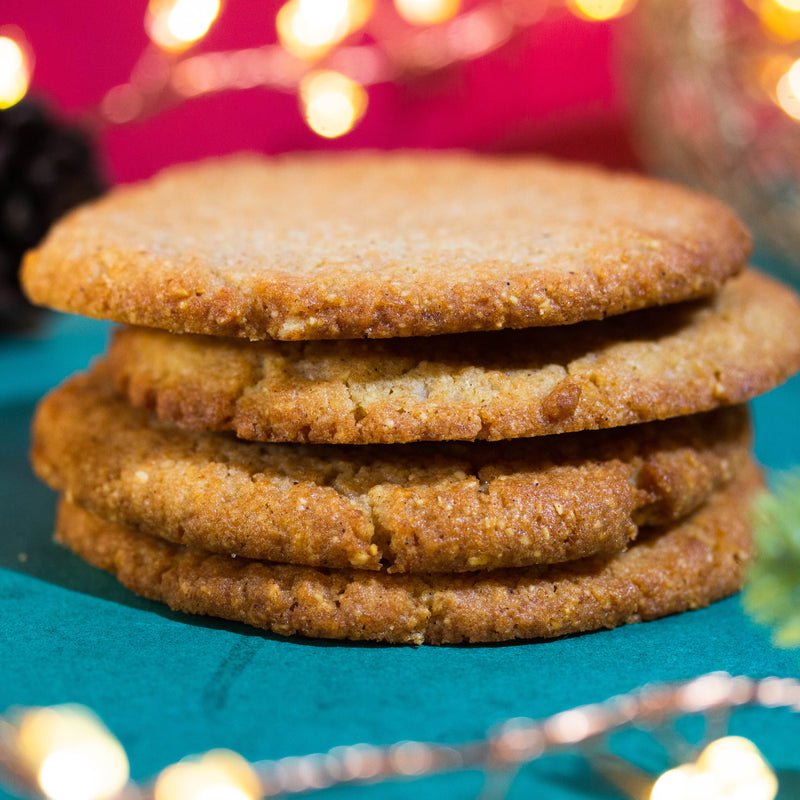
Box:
xmin=0 ymin=672 xmax=796 ymax=800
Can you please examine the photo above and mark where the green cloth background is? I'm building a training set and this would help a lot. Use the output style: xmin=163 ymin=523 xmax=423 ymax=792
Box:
xmin=2 ymin=260 xmax=800 ymax=799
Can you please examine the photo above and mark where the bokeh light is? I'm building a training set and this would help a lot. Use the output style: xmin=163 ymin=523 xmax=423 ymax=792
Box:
xmin=0 ymin=33 xmax=31 ymax=109
xmin=154 ymin=750 xmax=261 ymax=800
xmin=696 ymin=737 xmax=778 ymax=799
xmin=567 ymin=0 xmax=635 ymax=21
xmin=277 ymin=0 xmax=372 ymax=60
xmin=147 ymin=0 xmax=222 ymax=51
xmin=300 ymin=70 xmax=367 ymax=137
xmin=650 ymin=737 xmax=778 ymax=800
xmin=755 ymin=0 xmax=800 ymax=41
xmin=394 ymin=0 xmax=461 ymax=26
xmin=15 ymin=706 xmax=129 ymax=800
xmin=777 ymin=57 xmax=800 ymax=118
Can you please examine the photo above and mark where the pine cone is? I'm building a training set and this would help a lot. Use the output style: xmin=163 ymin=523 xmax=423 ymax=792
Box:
xmin=0 ymin=97 xmax=105 ymax=330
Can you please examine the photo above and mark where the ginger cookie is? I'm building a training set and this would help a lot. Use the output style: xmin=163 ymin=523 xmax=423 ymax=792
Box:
xmin=22 ymin=153 xmax=749 ymax=340
xmin=32 ymin=369 xmax=751 ymax=573
xmin=105 ymin=270 xmax=800 ymax=444
xmin=54 ymin=462 xmax=760 ymax=645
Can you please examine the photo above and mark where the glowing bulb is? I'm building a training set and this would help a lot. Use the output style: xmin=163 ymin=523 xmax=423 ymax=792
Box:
xmin=758 ymin=0 xmax=800 ymax=40
xmin=567 ymin=0 xmax=634 ymax=21
xmin=787 ymin=56 xmax=800 ymax=92
xmin=343 ymin=0 xmax=374 ymax=32
xmin=277 ymin=0 xmax=349 ymax=59
xmin=15 ymin=705 xmax=129 ymax=800
xmin=147 ymin=0 xmax=221 ymax=51
xmin=695 ymin=737 xmax=778 ymax=799
xmin=650 ymin=737 xmax=777 ymax=800
xmin=777 ymin=58 xmax=800 ymax=119
xmin=154 ymin=750 xmax=260 ymax=800
xmin=300 ymin=70 xmax=367 ymax=137
xmin=0 ymin=34 xmax=30 ymax=109
xmin=394 ymin=0 xmax=461 ymax=25
xmin=300 ymin=0 xmax=350 ymax=30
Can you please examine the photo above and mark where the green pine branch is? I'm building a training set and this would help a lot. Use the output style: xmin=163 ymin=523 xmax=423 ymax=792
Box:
xmin=743 ymin=469 xmax=800 ymax=648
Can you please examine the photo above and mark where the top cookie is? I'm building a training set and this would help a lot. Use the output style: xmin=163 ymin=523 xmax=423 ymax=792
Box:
xmin=21 ymin=152 xmax=750 ymax=340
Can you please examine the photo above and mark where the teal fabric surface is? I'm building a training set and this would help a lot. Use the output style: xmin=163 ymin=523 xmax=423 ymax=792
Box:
xmin=2 ymin=273 xmax=800 ymax=799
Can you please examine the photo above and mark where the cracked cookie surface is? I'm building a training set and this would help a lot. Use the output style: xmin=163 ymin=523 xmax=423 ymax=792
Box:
xmin=22 ymin=152 xmax=749 ymax=340
xmin=32 ymin=369 xmax=751 ymax=573
xmin=105 ymin=270 xmax=800 ymax=443
xmin=54 ymin=463 xmax=760 ymax=644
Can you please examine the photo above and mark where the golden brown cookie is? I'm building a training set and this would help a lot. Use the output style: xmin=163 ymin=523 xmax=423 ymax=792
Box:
xmin=106 ymin=270 xmax=800 ymax=444
xmin=22 ymin=153 xmax=749 ymax=340
xmin=54 ymin=463 xmax=760 ymax=644
xmin=32 ymin=368 xmax=751 ymax=573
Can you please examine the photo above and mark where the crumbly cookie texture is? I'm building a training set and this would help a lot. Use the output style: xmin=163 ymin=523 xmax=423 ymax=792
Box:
xmin=32 ymin=368 xmax=751 ymax=573
xmin=55 ymin=463 xmax=760 ymax=645
xmin=22 ymin=152 xmax=750 ymax=340
xmin=107 ymin=270 xmax=800 ymax=444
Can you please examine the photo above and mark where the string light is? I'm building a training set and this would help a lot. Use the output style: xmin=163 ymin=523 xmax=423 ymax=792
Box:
xmin=0 ymin=31 xmax=31 ymax=109
xmin=650 ymin=736 xmax=778 ymax=800
xmin=567 ymin=0 xmax=636 ymax=21
xmin=13 ymin=705 xmax=129 ymax=800
xmin=154 ymin=749 xmax=261 ymax=800
xmin=300 ymin=69 xmax=367 ymax=137
xmin=394 ymin=0 xmax=462 ymax=26
xmin=776 ymin=57 xmax=800 ymax=118
xmin=0 ymin=1 xmax=655 ymax=137
xmin=276 ymin=0 xmax=372 ymax=61
xmin=751 ymin=0 xmax=800 ymax=41
xmin=0 ymin=676 xmax=798 ymax=800
xmin=146 ymin=0 xmax=222 ymax=52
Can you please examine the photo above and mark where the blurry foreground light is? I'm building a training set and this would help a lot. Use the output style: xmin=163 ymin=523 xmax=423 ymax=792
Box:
xmin=154 ymin=749 xmax=260 ymax=800
xmin=147 ymin=0 xmax=221 ymax=52
xmin=0 ymin=33 xmax=31 ymax=109
xmin=567 ymin=0 xmax=636 ymax=21
xmin=776 ymin=57 xmax=800 ymax=118
xmin=394 ymin=0 xmax=461 ymax=25
xmin=650 ymin=736 xmax=777 ymax=800
xmin=300 ymin=70 xmax=367 ymax=137
xmin=277 ymin=0 xmax=373 ymax=60
xmin=757 ymin=0 xmax=800 ymax=41
xmin=15 ymin=705 xmax=129 ymax=800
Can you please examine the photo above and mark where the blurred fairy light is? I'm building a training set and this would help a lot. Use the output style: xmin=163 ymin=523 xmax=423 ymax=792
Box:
xmin=750 ymin=0 xmax=800 ymax=41
xmin=14 ymin=705 xmax=129 ymax=800
xmin=776 ymin=57 xmax=800 ymax=118
xmin=276 ymin=0 xmax=373 ymax=60
xmin=300 ymin=69 xmax=367 ymax=137
xmin=394 ymin=0 xmax=462 ymax=26
xmin=567 ymin=0 xmax=636 ymax=20
xmin=154 ymin=749 xmax=261 ymax=800
xmin=147 ymin=0 xmax=222 ymax=51
xmin=0 ymin=32 xmax=31 ymax=109
xmin=649 ymin=736 xmax=778 ymax=800
xmin=276 ymin=0 xmax=350 ymax=60
xmin=100 ymin=84 xmax=144 ymax=125
xmin=0 ymin=676 xmax=798 ymax=800
xmin=0 ymin=0 xmax=689 ymax=140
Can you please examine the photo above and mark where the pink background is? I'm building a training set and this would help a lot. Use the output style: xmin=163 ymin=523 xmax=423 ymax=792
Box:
xmin=1 ymin=1 xmax=637 ymax=183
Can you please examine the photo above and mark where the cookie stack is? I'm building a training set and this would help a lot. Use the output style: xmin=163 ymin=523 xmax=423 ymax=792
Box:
xmin=22 ymin=153 xmax=800 ymax=644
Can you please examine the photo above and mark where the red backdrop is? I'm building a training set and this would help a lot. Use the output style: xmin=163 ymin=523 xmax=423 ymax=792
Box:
xmin=1 ymin=1 xmax=638 ymax=183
